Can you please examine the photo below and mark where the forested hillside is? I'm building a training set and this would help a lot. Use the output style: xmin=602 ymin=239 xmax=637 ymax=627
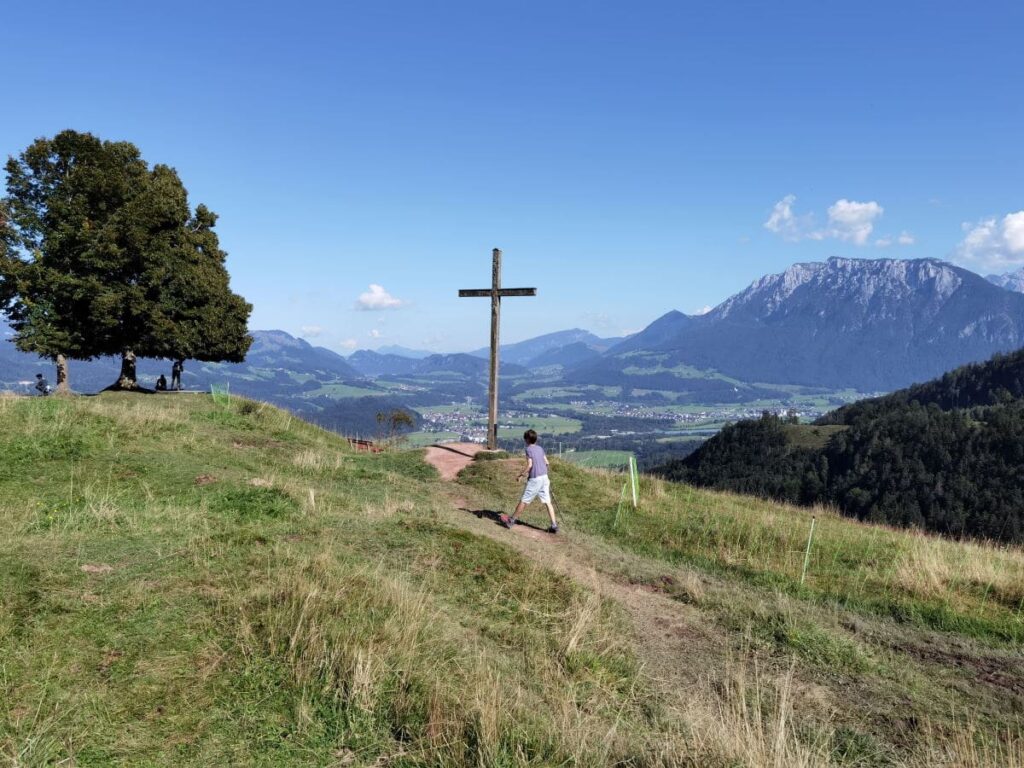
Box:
xmin=657 ymin=350 xmax=1024 ymax=543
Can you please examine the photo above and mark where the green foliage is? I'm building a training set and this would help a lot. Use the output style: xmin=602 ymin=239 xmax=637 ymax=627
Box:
xmin=659 ymin=413 xmax=823 ymax=503
xmin=313 ymin=397 xmax=422 ymax=439
xmin=205 ymin=485 xmax=298 ymax=520
xmin=375 ymin=449 xmax=440 ymax=481
xmin=473 ymin=450 xmax=511 ymax=461
xmin=375 ymin=407 xmax=416 ymax=448
xmin=662 ymin=349 xmax=1024 ymax=543
xmin=237 ymin=399 xmax=259 ymax=415
xmin=0 ymin=130 xmax=251 ymax=387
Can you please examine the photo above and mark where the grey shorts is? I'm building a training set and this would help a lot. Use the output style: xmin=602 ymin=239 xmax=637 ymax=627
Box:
xmin=521 ymin=475 xmax=551 ymax=503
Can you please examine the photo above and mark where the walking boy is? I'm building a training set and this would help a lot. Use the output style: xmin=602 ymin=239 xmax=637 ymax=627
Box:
xmin=506 ymin=429 xmax=559 ymax=534
xmin=171 ymin=359 xmax=183 ymax=391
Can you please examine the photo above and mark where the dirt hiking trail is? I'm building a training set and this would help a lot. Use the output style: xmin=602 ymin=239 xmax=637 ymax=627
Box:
xmin=423 ymin=443 xmax=487 ymax=480
xmin=423 ymin=445 xmax=731 ymax=706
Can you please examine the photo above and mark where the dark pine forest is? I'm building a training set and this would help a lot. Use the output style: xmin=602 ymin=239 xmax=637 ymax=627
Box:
xmin=655 ymin=349 xmax=1024 ymax=543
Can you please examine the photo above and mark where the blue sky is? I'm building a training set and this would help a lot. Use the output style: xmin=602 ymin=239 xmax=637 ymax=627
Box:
xmin=3 ymin=1 xmax=1023 ymax=353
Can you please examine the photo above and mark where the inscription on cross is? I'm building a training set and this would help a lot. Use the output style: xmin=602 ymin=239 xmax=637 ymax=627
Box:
xmin=459 ymin=248 xmax=537 ymax=450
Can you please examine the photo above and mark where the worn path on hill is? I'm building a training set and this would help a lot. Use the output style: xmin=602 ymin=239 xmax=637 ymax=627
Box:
xmin=422 ymin=443 xmax=487 ymax=480
xmin=423 ymin=445 xmax=732 ymax=708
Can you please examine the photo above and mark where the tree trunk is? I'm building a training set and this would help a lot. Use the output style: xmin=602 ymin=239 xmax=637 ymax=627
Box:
xmin=114 ymin=349 xmax=138 ymax=390
xmin=55 ymin=354 xmax=70 ymax=394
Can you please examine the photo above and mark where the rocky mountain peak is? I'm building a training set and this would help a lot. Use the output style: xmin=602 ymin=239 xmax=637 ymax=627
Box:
xmin=711 ymin=257 xmax=967 ymax=320
xmin=987 ymin=267 xmax=1024 ymax=293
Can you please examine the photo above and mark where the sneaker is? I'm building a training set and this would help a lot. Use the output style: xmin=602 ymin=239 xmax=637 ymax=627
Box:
xmin=505 ymin=516 xmax=517 ymax=529
xmin=548 ymin=524 xmax=559 ymax=534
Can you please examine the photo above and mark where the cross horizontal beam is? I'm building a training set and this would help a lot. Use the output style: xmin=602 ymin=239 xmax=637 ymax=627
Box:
xmin=458 ymin=288 xmax=537 ymax=298
xmin=458 ymin=248 xmax=537 ymax=450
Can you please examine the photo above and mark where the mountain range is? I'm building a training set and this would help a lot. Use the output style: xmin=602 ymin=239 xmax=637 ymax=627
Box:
xmin=0 ymin=329 xmax=360 ymax=395
xmin=6 ymin=257 xmax=1024 ymax=402
xmin=987 ymin=266 xmax=1024 ymax=293
xmin=468 ymin=328 xmax=622 ymax=366
xmin=574 ymin=257 xmax=1024 ymax=392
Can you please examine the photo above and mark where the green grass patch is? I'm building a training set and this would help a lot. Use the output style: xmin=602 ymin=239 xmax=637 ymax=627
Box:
xmin=563 ymin=450 xmax=634 ymax=469
xmin=206 ymin=485 xmax=298 ymax=520
xmin=458 ymin=458 xmax=1024 ymax=645
xmin=497 ymin=415 xmax=582 ymax=436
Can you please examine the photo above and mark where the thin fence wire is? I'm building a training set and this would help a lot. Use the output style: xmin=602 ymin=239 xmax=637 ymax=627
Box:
xmin=210 ymin=382 xmax=231 ymax=408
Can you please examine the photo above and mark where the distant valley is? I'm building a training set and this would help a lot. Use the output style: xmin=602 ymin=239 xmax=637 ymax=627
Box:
xmin=6 ymin=256 xmax=1024 ymax=465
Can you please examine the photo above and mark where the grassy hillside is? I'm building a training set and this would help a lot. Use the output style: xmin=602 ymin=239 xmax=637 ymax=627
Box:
xmin=1 ymin=393 xmax=1022 ymax=766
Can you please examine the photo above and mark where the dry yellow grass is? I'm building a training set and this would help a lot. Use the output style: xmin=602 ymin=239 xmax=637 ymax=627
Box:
xmin=895 ymin=532 xmax=1024 ymax=610
xmin=690 ymin=662 xmax=834 ymax=768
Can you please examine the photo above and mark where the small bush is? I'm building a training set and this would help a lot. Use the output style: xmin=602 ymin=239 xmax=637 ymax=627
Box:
xmin=238 ymin=400 xmax=260 ymax=416
xmin=206 ymin=486 xmax=298 ymax=520
xmin=474 ymin=450 xmax=510 ymax=461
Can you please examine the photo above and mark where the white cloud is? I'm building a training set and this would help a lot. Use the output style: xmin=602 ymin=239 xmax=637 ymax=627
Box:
xmin=355 ymin=284 xmax=405 ymax=311
xmin=763 ymin=194 xmax=803 ymax=241
xmin=1007 ymin=211 xmax=1024 ymax=251
xmin=875 ymin=231 xmax=915 ymax=248
xmin=826 ymin=199 xmax=884 ymax=245
xmin=300 ymin=324 xmax=324 ymax=338
xmin=953 ymin=211 xmax=1024 ymax=271
xmin=369 ymin=329 xmax=383 ymax=339
xmin=339 ymin=338 xmax=358 ymax=350
xmin=764 ymin=195 xmax=894 ymax=247
xmin=694 ymin=305 xmax=712 ymax=315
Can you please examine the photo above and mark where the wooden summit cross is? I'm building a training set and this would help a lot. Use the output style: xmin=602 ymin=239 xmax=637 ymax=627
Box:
xmin=459 ymin=248 xmax=537 ymax=450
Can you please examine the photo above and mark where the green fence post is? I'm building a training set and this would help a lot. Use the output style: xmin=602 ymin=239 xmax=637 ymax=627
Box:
xmin=800 ymin=516 xmax=817 ymax=586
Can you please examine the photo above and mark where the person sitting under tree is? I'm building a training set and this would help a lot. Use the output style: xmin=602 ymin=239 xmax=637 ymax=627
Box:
xmin=505 ymin=429 xmax=559 ymax=534
xmin=34 ymin=373 xmax=51 ymax=396
xmin=155 ymin=374 xmax=168 ymax=391
xmin=171 ymin=359 xmax=183 ymax=391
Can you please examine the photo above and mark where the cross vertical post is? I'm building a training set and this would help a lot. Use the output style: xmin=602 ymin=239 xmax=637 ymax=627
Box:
xmin=459 ymin=248 xmax=537 ymax=450
xmin=488 ymin=248 xmax=501 ymax=450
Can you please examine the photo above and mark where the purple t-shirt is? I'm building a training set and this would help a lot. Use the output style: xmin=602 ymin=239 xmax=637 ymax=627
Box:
xmin=525 ymin=444 xmax=547 ymax=479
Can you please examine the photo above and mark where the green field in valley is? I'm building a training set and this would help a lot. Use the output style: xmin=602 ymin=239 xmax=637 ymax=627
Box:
xmin=300 ymin=382 xmax=388 ymax=399
xmin=404 ymin=430 xmax=462 ymax=447
xmin=498 ymin=414 xmax=582 ymax=436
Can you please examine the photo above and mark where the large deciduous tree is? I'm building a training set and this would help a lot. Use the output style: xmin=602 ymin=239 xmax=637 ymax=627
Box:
xmin=0 ymin=130 xmax=252 ymax=391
